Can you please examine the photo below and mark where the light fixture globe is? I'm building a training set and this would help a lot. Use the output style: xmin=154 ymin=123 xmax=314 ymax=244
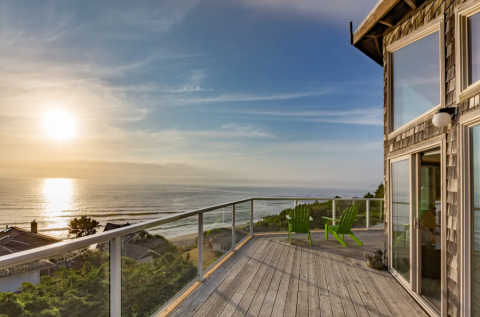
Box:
xmin=432 ymin=112 xmax=451 ymax=128
xmin=431 ymin=107 xmax=458 ymax=128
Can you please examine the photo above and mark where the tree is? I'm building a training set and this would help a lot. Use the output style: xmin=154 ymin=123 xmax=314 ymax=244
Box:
xmin=374 ymin=183 xmax=384 ymax=198
xmin=68 ymin=216 xmax=100 ymax=239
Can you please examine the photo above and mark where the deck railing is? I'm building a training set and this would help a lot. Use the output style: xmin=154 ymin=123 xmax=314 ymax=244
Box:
xmin=0 ymin=197 xmax=384 ymax=317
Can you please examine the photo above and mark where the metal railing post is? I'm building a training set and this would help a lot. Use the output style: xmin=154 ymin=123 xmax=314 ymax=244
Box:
xmin=366 ymin=199 xmax=370 ymax=230
xmin=198 ymin=213 xmax=204 ymax=281
xmin=294 ymin=200 xmax=298 ymax=208
xmin=332 ymin=200 xmax=337 ymax=225
xmin=250 ymin=200 xmax=254 ymax=235
xmin=110 ymin=236 xmax=122 ymax=317
xmin=232 ymin=204 xmax=236 ymax=252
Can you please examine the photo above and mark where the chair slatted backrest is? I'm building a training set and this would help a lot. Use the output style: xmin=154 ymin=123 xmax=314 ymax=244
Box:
xmin=337 ymin=205 xmax=359 ymax=234
xmin=292 ymin=205 xmax=310 ymax=233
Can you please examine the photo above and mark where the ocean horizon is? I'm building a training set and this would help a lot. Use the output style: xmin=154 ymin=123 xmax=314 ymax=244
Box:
xmin=0 ymin=177 xmax=372 ymax=240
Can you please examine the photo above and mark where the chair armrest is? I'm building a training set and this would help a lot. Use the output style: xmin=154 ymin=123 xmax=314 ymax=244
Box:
xmin=322 ymin=217 xmax=341 ymax=222
xmin=286 ymin=215 xmax=292 ymax=221
xmin=309 ymin=216 xmax=313 ymax=221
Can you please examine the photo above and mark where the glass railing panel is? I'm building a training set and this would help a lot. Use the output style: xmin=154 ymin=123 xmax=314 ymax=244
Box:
xmin=252 ymin=200 xmax=293 ymax=233
xmin=370 ymin=200 xmax=385 ymax=228
xmin=202 ymin=207 xmax=232 ymax=270
xmin=0 ymin=242 xmax=110 ymax=317
xmin=334 ymin=200 xmax=355 ymax=220
xmin=121 ymin=216 xmax=198 ymax=317
xmin=295 ymin=199 xmax=333 ymax=231
xmin=234 ymin=201 xmax=251 ymax=246
xmin=352 ymin=200 xmax=367 ymax=229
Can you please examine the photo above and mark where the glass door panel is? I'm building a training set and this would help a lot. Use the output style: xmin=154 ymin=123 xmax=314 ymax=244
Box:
xmin=471 ymin=125 xmax=480 ymax=316
xmin=419 ymin=152 xmax=441 ymax=310
xmin=392 ymin=159 xmax=411 ymax=282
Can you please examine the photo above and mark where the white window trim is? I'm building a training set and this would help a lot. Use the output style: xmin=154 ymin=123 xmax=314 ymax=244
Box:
xmin=388 ymin=154 xmax=414 ymax=290
xmin=456 ymin=0 xmax=480 ymax=103
xmin=458 ymin=108 xmax=480 ymax=317
xmin=386 ymin=15 xmax=445 ymax=139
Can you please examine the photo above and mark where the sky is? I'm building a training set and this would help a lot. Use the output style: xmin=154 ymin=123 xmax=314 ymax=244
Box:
xmin=0 ymin=0 xmax=384 ymax=189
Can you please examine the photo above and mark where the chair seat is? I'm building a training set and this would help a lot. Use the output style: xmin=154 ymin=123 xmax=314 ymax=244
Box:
xmin=328 ymin=225 xmax=339 ymax=232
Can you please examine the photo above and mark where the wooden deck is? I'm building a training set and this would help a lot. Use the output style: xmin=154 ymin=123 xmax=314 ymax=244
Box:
xmin=168 ymin=230 xmax=428 ymax=317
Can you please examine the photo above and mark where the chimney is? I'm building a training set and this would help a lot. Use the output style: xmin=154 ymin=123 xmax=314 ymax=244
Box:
xmin=31 ymin=220 xmax=38 ymax=234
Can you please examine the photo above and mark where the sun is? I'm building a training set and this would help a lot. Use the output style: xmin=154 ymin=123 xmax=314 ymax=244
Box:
xmin=44 ymin=111 xmax=75 ymax=140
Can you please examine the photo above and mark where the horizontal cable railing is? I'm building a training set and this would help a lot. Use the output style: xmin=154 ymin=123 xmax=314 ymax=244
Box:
xmin=0 ymin=197 xmax=384 ymax=317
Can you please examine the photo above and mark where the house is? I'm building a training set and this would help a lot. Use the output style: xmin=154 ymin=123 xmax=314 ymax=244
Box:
xmin=0 ymin=221 xmax=60 ymax=292
xmin=203 ymin=228 xmax=248 ymax=253
xmin=353 ymin=0 xmax=480 ymax=316
xmin=97 ymin=223 xmax=164 ymax=263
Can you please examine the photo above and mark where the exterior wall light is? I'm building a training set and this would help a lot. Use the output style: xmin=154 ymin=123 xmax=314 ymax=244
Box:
xmin=432 ymin=107 xmax=458 ymax=128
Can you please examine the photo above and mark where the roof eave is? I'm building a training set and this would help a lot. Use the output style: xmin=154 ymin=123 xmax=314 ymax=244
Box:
xmin=352 ymin=0 xmax=426 ymax=65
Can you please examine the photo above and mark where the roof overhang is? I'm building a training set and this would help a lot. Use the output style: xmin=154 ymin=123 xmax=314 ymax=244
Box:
xmin=352 ymin=0 xmax=428 ymax=65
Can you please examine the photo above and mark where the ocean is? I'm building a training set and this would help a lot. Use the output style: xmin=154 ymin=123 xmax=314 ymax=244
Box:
xmin=0 ymin=178 xmax=367 ymax=240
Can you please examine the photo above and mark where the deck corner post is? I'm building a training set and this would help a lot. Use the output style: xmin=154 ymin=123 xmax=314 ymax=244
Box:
xmin=110 ymin=236 xmax=122 ymax=317
xmin=198 ymin=213 xmax=204 ymax=281
xmin=232 ymin=204 xmax=236 ymax=252
xmin=250 ymin=200 xmax=254 ymax=236
xmin=332 ymin=200 xmax=337 ymax=225
xmin=366 ymin=199 xmax=371 ymax=230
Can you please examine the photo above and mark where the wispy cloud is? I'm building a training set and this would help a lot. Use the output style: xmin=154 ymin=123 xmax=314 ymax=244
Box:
xmin=196 ymin=107 xmax=383 ymax=126
xmin=238 ymin=0 xmax=379 ymax=25
xmin=191 ymin=124 xmax=274 ymax=138
xmin=113 ymin=0 xmax=200 ymax=32
xmin=266 ymin=139 xmax=383 ymax=153
xmin=175 ymin=89 xmax=331 ymax=103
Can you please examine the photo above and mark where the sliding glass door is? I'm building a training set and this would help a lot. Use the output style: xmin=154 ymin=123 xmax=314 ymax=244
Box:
xmin=471 ymin=125 xmax=480 ymax=316
xmin=390 ymin=149 xmax=443 ymax=314
xmin=391 ymin=158 xmax=411 ymax=283
xmin=418 ymin=150 xmax=442 ymax=311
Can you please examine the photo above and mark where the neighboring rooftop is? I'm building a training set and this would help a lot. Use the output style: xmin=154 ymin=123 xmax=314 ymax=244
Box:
xmin=352 ymin=0 xmax=429 ymax=64
xmin=0 ymin=226 xmax=61 ymax=255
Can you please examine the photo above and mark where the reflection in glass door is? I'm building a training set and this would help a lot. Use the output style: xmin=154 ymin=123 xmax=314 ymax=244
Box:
xmin=419 ymin=150 xmax=442 ymax=310
xmin=471 ymin=125 xmax=480 ymax=316
xmin=391 ymin=159 xmax=411 ymax=282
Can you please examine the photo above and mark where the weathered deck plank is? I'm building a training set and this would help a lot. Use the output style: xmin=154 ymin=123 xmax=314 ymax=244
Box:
xmin=170 ymin=238 xmax=261 ymax=317
xmin=270 ymin=244 xmax=296 ymax=317
xmin=231 ymin=240 xmax=279 ymax=317
xmin=246 ymin=242 xmax=284 ymax=316
xmin=167 ymin=231 xmax=429 ymax=317
xmin=258 ymin=243 xmax=289 ymax=317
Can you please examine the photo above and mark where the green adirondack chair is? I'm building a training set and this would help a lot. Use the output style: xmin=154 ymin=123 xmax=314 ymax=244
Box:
xmin=322 ymin=205 xmax=363 ymax=247
xmin=286 ymin=205 xmax=313 ymax=246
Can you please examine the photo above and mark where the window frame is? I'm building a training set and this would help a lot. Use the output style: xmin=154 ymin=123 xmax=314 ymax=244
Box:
xmin=458 ymin=108 xmax=480 ymax=317
xmin=456 ymin=0 xmax=480 ymax=103
xmin=386 ymin=16 xmax=445 ymax=139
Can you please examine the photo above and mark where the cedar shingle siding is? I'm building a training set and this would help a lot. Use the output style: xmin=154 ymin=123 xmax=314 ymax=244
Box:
xmin=382 ymin=0 xmax=480 ymax=315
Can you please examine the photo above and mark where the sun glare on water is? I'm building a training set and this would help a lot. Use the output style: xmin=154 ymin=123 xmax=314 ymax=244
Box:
xmin=44 ymin=110 xmax=75 ymax=140
xmin=43 ymin=178 xmax=74 ymax=213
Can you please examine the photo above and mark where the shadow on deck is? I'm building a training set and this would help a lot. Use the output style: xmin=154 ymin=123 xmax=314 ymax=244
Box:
xmin=167 ymin=230 xmax=429 ymax=317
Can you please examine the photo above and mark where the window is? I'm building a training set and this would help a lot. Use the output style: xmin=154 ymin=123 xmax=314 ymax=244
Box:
xmin=391 ymin=31 xmax=440 ymax=131
xmin=469 ymin=13 xmax=480 ymax=85
xmin=456 ymin=1 xmax=480 ymax=101
xmin=387 ymin=17 xmax=443 ymax=134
